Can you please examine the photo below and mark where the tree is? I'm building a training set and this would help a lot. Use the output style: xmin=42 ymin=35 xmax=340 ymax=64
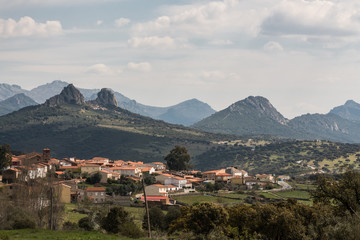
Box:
xmin=312 ymin=170 xmax=360 ymax=214
xmin=164 ymin=146 xmax=192 ymax=171
xmin=142 ymin=206 xmax=165 ymax=231
xmin=78 ymin=216 xmax=94 ymax=231
xmin=101 ymin=206 xmax=143 ymax=238
xmin=0 ymin=144 xmax=11 ymax=171
xmin=169 ymin=202 xmax=229 ymax=235
xmin=86 ymin=172 xmax=101 ymax=184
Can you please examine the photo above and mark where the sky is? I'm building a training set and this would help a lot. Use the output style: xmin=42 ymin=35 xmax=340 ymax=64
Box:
xmin=1 ymin=0 xmax=360 ymax=119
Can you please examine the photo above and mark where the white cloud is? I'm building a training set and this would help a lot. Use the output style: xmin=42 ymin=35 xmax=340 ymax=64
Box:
xmin=0 ymin=16 xmax=63 ymax=38
xmin=132 ymin=0 xmax=267 ymax=38
xmin=86 ymin=64 xmax=112 ymax=74
xmin=127 ymin=62 xmax=152 ymax=72
xmin=96 ymin=20 xmax=103 ymax=26
xmin=114 ymin=18 xmax=130 ymax=28
xmin=0 ymin=0 xmax=116 ymax=9
xmin=128 ymin=36 xmax=176 ymax=49
xmin=263 ymin=41 xmax=283 ymax=52
xmin=208 ymin=39 xmax=233 ymax=45
xmin=261 ymin=0 xmax=360 ymax=42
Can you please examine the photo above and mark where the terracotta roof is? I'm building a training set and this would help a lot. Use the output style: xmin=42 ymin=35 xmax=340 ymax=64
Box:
xmin=92 ymin=157 xmax=109 ymax=160
xmin=140 ymin=196 xmax=169 ymax=201
xmin=216 ymin=173 xmax=232 ymax=176
xmin=86 ymin=187 xmax=106 ymax=192
xmin=165 ymin=185 xmax=178 ymax=188
xmin=111 ymin=167 xmax=137 ymax=170
xmin=152 ymin=162 xmax=165 ymax=165
xmin=81 ymin=164 xmax=100 ymax=167
xmin=152 ymin=184 xmax=166 ymax=188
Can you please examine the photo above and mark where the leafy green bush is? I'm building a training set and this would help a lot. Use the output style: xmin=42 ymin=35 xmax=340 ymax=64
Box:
xmin=78 ymin=217 xmax=94 ymax=231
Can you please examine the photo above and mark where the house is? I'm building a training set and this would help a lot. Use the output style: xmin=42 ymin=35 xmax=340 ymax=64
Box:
xmin=145 ymin=184 xmax=168 ymax=196
xmin=155 ymin=173 xmax=173 ymax=184
xmin=140 ymin=196 xmax=170 ymax=205
xmin=256 ymin=174 xmax=274 ymax=183
xmin=215 ymin=173 xmax=232 ymax=182
xmin=140 ymin=166 xmax=156 ymax=175
xmin=2 ymin=168 xmax=21 ymax=183
xmin=80 ymin=164 xmax=101 ymax=175
xmin=54 ymin=183 xmax=72 ymax=203
xmin=82 ymin=187 xmax=107 ymax=203
xmin=164 ymin=176 xmax=189 ymax=188
xmin=110 ymin=166 xmax=142 ymax=177
xmin=225 ymin=167 xmax=248 ymax=177
xmin=277 ymin=175 xmax=291 ymax=181
xmin=202 ymin=169 xmax=228 ymax=182
xmin=149 ymin=162 xmax=166 ymax=171
xmin=99 ymin=170 xmax=120 ymax=183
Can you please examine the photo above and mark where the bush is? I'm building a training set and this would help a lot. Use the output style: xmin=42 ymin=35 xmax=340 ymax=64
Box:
xmin=78 ymin=216 xmax=94 ymax=231
xmin=120 ymin=221 xmax=144 ymax=238
xmin=62 ymin=221 xmax=78 ymax=230
xmin=0 ymin=233 xmax=10 ymax=240
xmin=12 ymin=218 xmax=36 ymax=229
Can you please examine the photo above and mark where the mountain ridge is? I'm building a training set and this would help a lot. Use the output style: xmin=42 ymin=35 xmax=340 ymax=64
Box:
xmin=0 ymin=80 xmax=215 ymax=126
xmin=193 ymin=96 xmax=360 ymax=143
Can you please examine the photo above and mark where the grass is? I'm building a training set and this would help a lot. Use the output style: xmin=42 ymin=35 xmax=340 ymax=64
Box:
xmin=0 ymin=229 xmax=148 ymax=240
xmin=259 ymin=192 xmax=283 ymax=199
xmin=173 ymin=194 xmax=243 ymax=205
xmin=122 ymin=206 xmax=146 ymax=227
xmin=63 ymin=203 xmax=87 ymax=224
xmin=292 ymin=183 xmax=317 ymax=190
xmin=276 ymin=190 xmax=311 ymax=200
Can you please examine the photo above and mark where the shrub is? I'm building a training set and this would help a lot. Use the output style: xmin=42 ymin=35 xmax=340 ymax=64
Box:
xmin=78 ymin=216 xmax=94 ymax=231
xmin=62 ymin=221 xmax=78 ymax=230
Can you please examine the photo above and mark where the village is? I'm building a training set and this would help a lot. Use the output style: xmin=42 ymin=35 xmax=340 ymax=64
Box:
xmin=1 ymin=148 xmax=293 ymax=207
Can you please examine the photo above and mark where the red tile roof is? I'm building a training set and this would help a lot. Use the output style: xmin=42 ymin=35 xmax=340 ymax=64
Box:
xmin=140 ymin=196 xmax=169 ymax=201
xmin=86 ymin=187 xmax=106 ymax=192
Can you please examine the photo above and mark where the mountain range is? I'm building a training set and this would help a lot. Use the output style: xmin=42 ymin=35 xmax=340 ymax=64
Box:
xmin=193 ymin=96 xmax=360 ymax=143
xmin=0 ymin=84 xmax=232 ymax=168
xmin=3 ymin=80 xmax=360 ymax=144
xmin=0 ymin=80 xmax=215 ymax=126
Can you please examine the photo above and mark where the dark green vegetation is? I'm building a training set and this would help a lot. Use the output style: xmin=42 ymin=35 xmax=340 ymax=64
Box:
xmin=0 ymin=102 xmax=232 ymax=163
xmin=165 ymin=146 xmax=192 ymax=171
xmin=0 ymin=144 xmax=11 ymax=172
xmin=194 ymin=140 xmax=360 ymax=174
xmin=0 ymin=229 xmax=147 ymax=240
xmin=193 ymin=96 xmax=360 ymax=143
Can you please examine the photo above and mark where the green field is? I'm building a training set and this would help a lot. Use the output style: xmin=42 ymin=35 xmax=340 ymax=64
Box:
xmin=63 ymin=203 xmax=87 ymax=223
xmin=276 ymin=190 xmax=311 ymax=200
xmin=0 ymin=229 xmax=147 ymax=240
xmin=173 ymin=194 xmax=243 ymax=205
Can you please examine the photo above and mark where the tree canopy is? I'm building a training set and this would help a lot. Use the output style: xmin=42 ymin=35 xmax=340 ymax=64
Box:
xmin=0 ymin=144 xmax=11 ymax=171
xmin=164 ymin=145 xmax=192 ymax=171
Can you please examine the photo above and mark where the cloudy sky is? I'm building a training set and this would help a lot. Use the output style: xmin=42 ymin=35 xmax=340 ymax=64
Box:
xmin=1 ymin=0 xmax=360 ymax=119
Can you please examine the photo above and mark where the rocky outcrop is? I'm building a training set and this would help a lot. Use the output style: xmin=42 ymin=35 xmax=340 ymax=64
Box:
xmin=90 ymin=88 xmax=118 ymax=108
xmin=45 ymin=84 xmax=85 ymax=107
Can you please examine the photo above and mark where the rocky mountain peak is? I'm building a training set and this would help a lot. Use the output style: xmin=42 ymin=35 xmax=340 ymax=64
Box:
xmin=229 ymin=96 xmax=288 ymax=125
xmin=91 ymin=88 xmax=118 ymax=108
xmin=345 ymin=100 xmax=359 ymax=106
xmin=45 ymin=84 xmax=85 ymax=107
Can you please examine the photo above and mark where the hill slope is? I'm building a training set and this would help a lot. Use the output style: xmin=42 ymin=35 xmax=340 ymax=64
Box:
xmin=0 ymin=85 xmax=230 ymax=163
xmin=330 ymin=100 xmax=360 ymax=122
xmin=0 ymin=80 xmax=215 ymax=126
xmin=192 ymin=96 xmax=295 ymax=137
xmin=193 ymin=96 xmax=360 ymax=143
xmin=0 ymin=93 xmax=38 ymax=116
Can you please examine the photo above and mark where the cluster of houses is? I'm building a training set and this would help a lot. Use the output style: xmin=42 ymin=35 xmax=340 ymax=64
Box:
xmin=1 ymin=148 xmax=290 ymax=206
